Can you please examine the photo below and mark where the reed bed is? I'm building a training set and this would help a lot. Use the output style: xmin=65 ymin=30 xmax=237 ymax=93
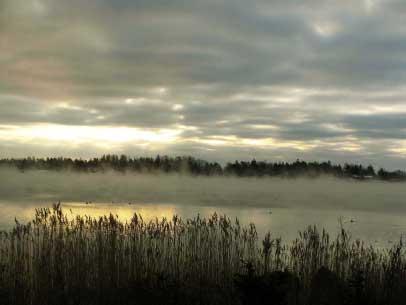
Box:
xmin=0 ymin=203 xmax=405 ymax=305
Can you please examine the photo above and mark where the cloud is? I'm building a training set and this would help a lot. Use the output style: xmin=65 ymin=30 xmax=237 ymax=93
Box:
xmin=1 ymin=0 xmax=406 ymax=168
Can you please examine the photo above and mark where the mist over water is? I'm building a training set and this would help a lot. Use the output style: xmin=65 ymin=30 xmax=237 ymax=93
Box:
xmin=1 ymin=168 xmax=405 ymax=246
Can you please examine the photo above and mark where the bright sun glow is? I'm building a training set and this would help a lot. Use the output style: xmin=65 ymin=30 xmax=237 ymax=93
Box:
xmin=0 ymin=124 xmax=182 ymax=144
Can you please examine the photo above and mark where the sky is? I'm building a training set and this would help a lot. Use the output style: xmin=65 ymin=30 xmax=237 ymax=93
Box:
xmin=1 ymin=0 xmax=406 ymax=169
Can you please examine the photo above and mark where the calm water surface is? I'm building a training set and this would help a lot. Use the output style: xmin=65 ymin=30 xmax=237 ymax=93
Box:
xmin=1 ymin=201 xmax=405 ymax=247
xmin=1 ymin=170 xmax=405 ymax=247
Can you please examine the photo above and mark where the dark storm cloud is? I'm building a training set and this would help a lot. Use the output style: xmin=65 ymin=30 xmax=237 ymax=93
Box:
xmin=1 ymin=0 xmax=406 ymax=168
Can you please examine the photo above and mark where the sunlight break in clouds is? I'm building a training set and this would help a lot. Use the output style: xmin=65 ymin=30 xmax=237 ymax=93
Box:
xmin=1 ymin=0 xmax=406 ymax=169
xmin=0 ymin=125 xmax=181 ymax=145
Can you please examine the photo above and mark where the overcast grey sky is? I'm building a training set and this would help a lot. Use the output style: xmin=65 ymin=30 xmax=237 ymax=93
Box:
xmin=1 ymin=0 xmax=406 ymax=169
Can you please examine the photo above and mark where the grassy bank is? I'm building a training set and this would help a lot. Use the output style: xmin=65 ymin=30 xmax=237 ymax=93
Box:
xmin=0 ymin=204 xmax=405 ymax=305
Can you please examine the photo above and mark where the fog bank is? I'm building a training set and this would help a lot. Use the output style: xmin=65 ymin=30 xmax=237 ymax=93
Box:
xmin=0 ymin=168 xmax=405 ymax=213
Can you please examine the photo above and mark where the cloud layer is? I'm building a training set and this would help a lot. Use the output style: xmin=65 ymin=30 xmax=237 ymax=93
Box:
xmin=1 ymin=0 xmax=406 ymax=169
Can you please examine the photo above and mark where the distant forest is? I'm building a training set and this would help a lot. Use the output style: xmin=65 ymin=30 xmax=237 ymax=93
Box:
xmin=1 ymin=155 xmax=405 ymax=181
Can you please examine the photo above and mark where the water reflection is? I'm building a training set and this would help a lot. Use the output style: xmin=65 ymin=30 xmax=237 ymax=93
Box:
xmin=1 ymin=201 xmax=405 ymax=247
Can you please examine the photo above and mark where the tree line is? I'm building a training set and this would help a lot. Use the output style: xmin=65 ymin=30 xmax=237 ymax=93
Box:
xmin=0 ymin=155 xmax=405 ymax=181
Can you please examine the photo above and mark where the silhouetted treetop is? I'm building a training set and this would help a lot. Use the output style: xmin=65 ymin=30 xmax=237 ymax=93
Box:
xmin=0 ymin=155 xmax=404 ymax=181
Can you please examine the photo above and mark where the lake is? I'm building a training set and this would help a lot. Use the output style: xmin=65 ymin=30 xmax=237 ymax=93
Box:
xmin=0 ymin=169 xmax=405 ymax=246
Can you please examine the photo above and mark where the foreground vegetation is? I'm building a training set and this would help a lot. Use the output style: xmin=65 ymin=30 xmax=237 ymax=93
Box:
xmin=0 ymin=204 xmax=405 ymax=305
xmin=1 ymin=155 xmax=406 ymax=181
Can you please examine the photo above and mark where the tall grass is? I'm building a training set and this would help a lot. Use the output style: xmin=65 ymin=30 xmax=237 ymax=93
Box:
xmin=0 ymin=203 xmax=405 ymax=305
